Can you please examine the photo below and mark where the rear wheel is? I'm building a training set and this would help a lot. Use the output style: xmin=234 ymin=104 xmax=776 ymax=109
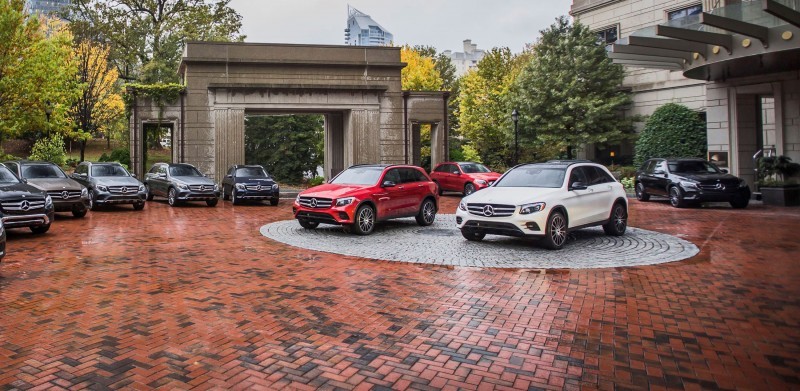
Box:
xmin=352 ymin=204 xmax=376 ymax=235
xmin=415 ymin=199 xmax=436 ymax=226
xmin=541 ymin=211 xmax=568 ymax=250
xmin=30 ymin=224 xmax=50 ymax=234
xmin=602 ymin=203 xmax=627 ymax=236
xmin=133 ymin=202 xmax=145 ymax=211
xmin=464 ymin=183 xmax=476 ymax=196
xmin=206 ymin=198 xmax=218 ymax=207
xmin=461 ymin=230 xmax=485 ymax=241
xmin=669 ymin=186 xmax=686 ymax=208
xmin=298 ymin=219 xmax=319 ymax=229
xmin=635 ymin=183 xmax=650 ymax=201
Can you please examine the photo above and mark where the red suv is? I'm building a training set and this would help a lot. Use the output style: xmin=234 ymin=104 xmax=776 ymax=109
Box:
xmin=293 ymin=164 xmax=439 ymax=235
xmin=430 ymin=162 xmax=502 ymax=196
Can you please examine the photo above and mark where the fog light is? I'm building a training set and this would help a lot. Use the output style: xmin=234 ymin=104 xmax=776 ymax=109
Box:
xmin=456 ymin=216 xmax=463 ymax=224
xmin=525 ymin=222 xmax=541 ymax=231
xmin=338 ymin=212 xmax=349 ymax=220
xmin=292 ymin=207 xmax=297 ymax=214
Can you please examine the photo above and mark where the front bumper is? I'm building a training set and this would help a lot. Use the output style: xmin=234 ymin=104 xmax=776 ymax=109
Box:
xmin=455 ymin=207 xmax=547 ymax=238
xmin=292 ymin=201 xmax=357 ymax=225
xmin=235 ymin=190 xmax=279 ymax=200
xmin=1 ymin=210 xmax=54 ymax=229
xmin=53 ymin=198 xmax=91 ymax=212
xmin=682 ymin=186 xmax=750 ymax=202
xmin=95 ymin=191 xmax=147 ymax=205
xmin=177 ymin=190 xmax=220 ymax=201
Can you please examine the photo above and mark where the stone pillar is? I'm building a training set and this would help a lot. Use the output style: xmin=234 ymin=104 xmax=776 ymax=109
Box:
xmin=325 ymin=112 xmax=345 ymax=179
xmin=214 ymin=108 xmax=245 ymax=183
xmin=350 ymin=109 xmax=381 ymax=165
xmin=735 ymin=95 xmax=759 ymax=186
xmin=430 ymin=123 xmax=445 ymax=168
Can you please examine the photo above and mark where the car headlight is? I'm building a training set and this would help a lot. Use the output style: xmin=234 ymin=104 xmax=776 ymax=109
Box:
xmin=475 ymin=180 xmax=487 ymax=185
xmin=45 ymin=195 xmax=53 ymax=207
xmin=235 ymin=183 xmax=246 ymax=190
xmin=272 ymin=184 xmax=279 ymax=191
xmin=459 ymin=201 xmax=467 ymax=211
xmin=81 ymin=188 xmax=88 ymax=198
xmin=738 ymin=179 xmax=748 ymax=188
xmin=295 ymin=194 xmax=301 ymax=203
xmin=177 ymin=183 xmax=189 ymax=190
xmin=335 ymin=197 xmax=355 ymax=207
xmin=96 ymin=185 xmax=108 ymax=192
xmin=138 ymin=185 xmax=145 ymax=192
xmin=519 ymin=202 xmax=545 ymax=215
xmin=679 ymin=181 xmax=698 ymax=190
xmin=214 ymin=184 xmax=219 ymax=191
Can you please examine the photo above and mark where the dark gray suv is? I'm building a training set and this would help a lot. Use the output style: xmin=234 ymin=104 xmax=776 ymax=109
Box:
xmin=0 ymin=164 xmax=54 ymax=233
xmin=5 ymin=160 xmax=90 ymax=217
xmin=221 ymin=165 xmax=280 ymax=205
xmin=70 ymin=162 xmax=147 ymax=210
xmin=144 ymin=163 xmax=220 ymax=207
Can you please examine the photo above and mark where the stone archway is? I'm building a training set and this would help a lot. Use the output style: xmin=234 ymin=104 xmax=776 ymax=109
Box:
xmin=130 ymin=42 xmax=449 ymax=182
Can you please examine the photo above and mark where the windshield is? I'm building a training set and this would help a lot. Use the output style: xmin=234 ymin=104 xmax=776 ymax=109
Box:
xmin=459 ymin=163 xmax=491 ymax=174
xmin=330 ymin=167 xmax=384 ymax=186
xmin=235 ymin=167 xmax=268 ymax=178
xmin=22 ymin=164 xmax=66 ymax=179
xmin=169 ymin=165 xmax=203 ymax=177
xmin=0 ymin=166 xmax=20 ymax=184
xmin=669 ymin=161 xmax=720 ymax=174
xmin=494 ymin=166 xmax=566 ymax=188
xmin=91 ymin=164 xmax=130 ymax=177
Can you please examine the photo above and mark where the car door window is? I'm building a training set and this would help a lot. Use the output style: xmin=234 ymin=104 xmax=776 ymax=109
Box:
xmin=589 ymin=167 xmax=614 ymax=184
xmin=434 ymin=164 xmax=448 ymax=173
xmin=76 ymin=164 xmax=88 ymax=176
xmin=568 ymin=167 xmax=590 ymax=188
xmin=5 ymin=162 xmax=18 ymax=175
xmin=655 ymin=161 xmax=668 ymax=174
xmin=383 ymin=169 xmax=401 ymax=185
xmin=414 ymin=169 xmax=428 ymax=182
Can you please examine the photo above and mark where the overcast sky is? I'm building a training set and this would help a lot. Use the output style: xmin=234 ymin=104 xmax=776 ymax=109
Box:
xmin=227 ymin=0 xmax=573 ymax=53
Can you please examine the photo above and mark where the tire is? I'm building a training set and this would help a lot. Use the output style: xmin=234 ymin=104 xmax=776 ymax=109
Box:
xmin=88 ymin=192 xmax=98 ymax=210
xmin=461 ymin=229 xmax=485 ymax=241
xmin=730 ymin=196 xmax=749 ymax=209
xmin=206 ymin=198 xmax=218 ymax=207
xmin=298 ymin=219 xmax=319 ymax=229
xmin=270 ymin=198 xmax=279 ymax=206
xmin=133 ymin=202 xmax=145 ymax=211
xmin=434 ymin=181 xmax=443 ymax=196
xmin=635 ymin=183 xmax=650 ymax=201
xmin=541 ymin=210 xmax=568 ymax=250
xmin=231 ymin=189 xmax=240 ymax=205
xmin=602 ymin=203 xmax=627 ymax=236
xmin=222 ymin=186 xmax=230 ymax=201
xmin=30 ymin=224 xmax=50 ymax=234
xmin=145 ymin=185 xmax=154 ymax=201
xmin=415 ymin=199 xmax=437 ymax=226
xmin=168 ymin=187 xmax=178 ymax=207
xmin=669 ymin=186 xmax=686 ymax=208
xmin=464 ymin=183 xmax=476 ymax=196
xmin=72 ymin=207 xmax=88 ymax=218
xmin=351 ymin=204 xmax=376 ymax=235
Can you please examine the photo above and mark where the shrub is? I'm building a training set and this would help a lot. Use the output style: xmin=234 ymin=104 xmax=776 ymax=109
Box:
xmin=308 ymin=176 xmax=325 ymax=186
xmin=0 ymin=148 xmax=20 ymax=162
xmin=634 ymin=103 xmax=706 ymax=167
xmin=620 ymin=177 xmax=635 ymax=190
xmin=28 ymin=135 xmax=66 ymax=166
xmin=99 ymin=147 xmax=131 ymax=167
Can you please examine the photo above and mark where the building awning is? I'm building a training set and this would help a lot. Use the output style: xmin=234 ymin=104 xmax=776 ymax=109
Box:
xmin=609 ymin=0 xmax=800 ymax=81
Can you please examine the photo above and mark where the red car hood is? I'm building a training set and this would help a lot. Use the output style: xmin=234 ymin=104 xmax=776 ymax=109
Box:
xmin=467 ymin=172 xmax=502 ymax=181
xmin=299 ymin=183 xmax=369 ymax=199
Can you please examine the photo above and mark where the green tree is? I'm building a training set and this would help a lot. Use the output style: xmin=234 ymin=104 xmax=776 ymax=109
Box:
xmin=66 ymin=0 xmax=244 ymax=83
xmin=634 ymin=103 xmax=707 ymax=166
xmin=401 ymin=46 xmax=442 ymax=91
xmin=0 ymin=4 xmax=78 ymax=140
xmin=29 ymin=134 xmax=67 ymax=165
xmin=244 ymin=115 xmax=324 ymax=183
xmin=510 ymin=16 xmax=633 ymax=160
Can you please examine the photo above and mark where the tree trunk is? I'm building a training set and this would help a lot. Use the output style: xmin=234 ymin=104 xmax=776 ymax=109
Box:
xmin=566 ymin=145 xmax=573 ymax=160
xmin=80 ymin=140 xmax=87 ymax=162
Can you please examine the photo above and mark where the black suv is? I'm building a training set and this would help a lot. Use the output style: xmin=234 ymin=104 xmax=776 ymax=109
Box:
xmin=221 ymin=165 xmax=279 ymax=205
xmin=635 ymin=158 xmax=751 ymax=208
xmin=5 ymin=160 xmax=90 ymax=217
xmin=0 ymin=164 xmax=54 ymax=233
xmin=70 ymin=162 xmax=147 ymax=210
xmin=144 ymin=163 xmax=219 ymax=207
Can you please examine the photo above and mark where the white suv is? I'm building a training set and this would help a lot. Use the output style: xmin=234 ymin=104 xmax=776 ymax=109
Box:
xmin=455 ymin=161 xmax=628 ymax=250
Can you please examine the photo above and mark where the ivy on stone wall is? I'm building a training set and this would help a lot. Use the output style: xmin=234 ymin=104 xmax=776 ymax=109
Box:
xmin=123 ymin=83 xmax=185 ymax=116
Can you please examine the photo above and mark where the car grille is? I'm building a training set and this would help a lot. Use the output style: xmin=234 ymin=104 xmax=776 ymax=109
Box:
xmin=108 ymin=186 xmax=139 ymax=195
xmin=698 ymin=181 xmax=739 ymax=193
xmin=189 ymin=184 xmax=214 ymax=192
xmin=47 ymin=190 xmax=82 ymax=200
xmin=245 ymin=184 xmax=272 ymax=191
xmin=298 ymin=197 xmax=333 ymax=209
xmin=467 ymin=203 xmax=516 ymax=217
xmin=1 ymin=198 xmax=46 ymax=212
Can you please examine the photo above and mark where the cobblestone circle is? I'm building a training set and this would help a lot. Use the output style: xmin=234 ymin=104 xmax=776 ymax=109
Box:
xmin=260 ymin=214 xmax=699 ymax=269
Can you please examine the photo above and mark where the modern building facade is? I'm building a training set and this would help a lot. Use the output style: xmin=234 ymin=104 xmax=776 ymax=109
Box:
xmin=571 ymin=0 xmax=800 ymax=189
xmin=443 ymin=40 xmax=486 ymax=75
xmin=344 ymin=6 xmax=393 ymax=46
xmin=26 ymin=0 xmax=70 ymax=15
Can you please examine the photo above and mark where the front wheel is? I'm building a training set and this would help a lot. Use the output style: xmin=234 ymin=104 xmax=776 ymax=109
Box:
xmin=145 ymin=185 xmax=154 ymax=201
xmin=30 ymin=224 xmax=50 ymax=234
xmin=72 ymin=207 xmax=88 ymax=218
xmin=88 ymin=192 xmax=98 ymax=210
xmin=635 ymin=183 xmax=650 ymax=201
xmin=168 ymin=188 xmax=178 ymax=207
xmin=669 ymin=186 xmax=686 ymax=208
xmin=231 ymin=189 xmax=240 ymax=205
xmin=461 ymin=230 xmax=485 ymax=241
xmin=270 ymin=198 xmax=279 ymax=206
xmin=730 ymin=195 xmax=749 ymax=209
xmin=351 ymin=204 xmax=376 ymax=235
xmin=133 ymin=202 xmax=145 ymax=211
xmin=298 ymin=219 xmax=319 ymax=229
xmin=464 ymin=183 xmax=476 ymax=196
xmin=415 ymin=199 xmax=436 ymax=226
xmin=206 ymin=198 xmax=218 ymax=207
xmin=602 ymin=203 xmax=627 ymax=236
xmin=222 ymin=186 xmax=230 ymax=201
xmin=541 ymin=211 xmax=568 ymax=250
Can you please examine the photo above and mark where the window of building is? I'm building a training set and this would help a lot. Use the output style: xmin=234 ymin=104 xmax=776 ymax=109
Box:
xmin=668 ymin=4 xmax=702 ymax=22
xmin=596 ymin=25 xmax=618 ymax=45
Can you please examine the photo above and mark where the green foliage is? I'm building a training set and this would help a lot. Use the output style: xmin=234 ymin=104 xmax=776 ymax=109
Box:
xmin=28 ymin=134 xmax=67 ymax=165
xmin=245 ymin=115 xmax=324 ymax=184
xmin=758 ymin=155 xmax=800 ymax=184
xmin=98 ymin=147 xmax=131 ymax=167
xmin=461 ymin=144 xmax=482 ymax=163
xmin=509 ymin=16 xmax=634 ymax=160
xmin=308 ymin=176 xmax=325 ymax=186
xmin=124 ymin=83 xmax=184 ymax=114
xmin=0 ymin=148 xmax=20 ymax=162
xmin=633 ymin=103 xmax=706 ymax=167
xmin=620 ymin=177 xmax=635 ymax=190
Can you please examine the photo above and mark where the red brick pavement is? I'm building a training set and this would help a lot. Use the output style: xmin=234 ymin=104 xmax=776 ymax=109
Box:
xmin=0 ymin=196 xmax=798 ymax=390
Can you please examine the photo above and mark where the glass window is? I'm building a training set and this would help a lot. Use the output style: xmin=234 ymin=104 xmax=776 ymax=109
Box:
xmin=596 ymin=25 xmax=618 ymax=45
xmin=22 ymin=164 xmax=66 ymax=179
xmin=383 ymin=168 xmax=401 ymax=184
xmin=434 ymin=164 xmax=450 ymax=173
xmin=169 ymin=165 xmax=202 ymax=177
xmin=398 ymin=168 xmax=422 ymax=184
xmin=75 ymin=164 xmax=88 ymax=175
xmin=148 ymin=165 xmax=160 ymax=174
xmin=235 ymin=167 xmax=268 ymax=177
xmin=668 ymin=4 xmax=702 ymax=22
xmin=569 ymin=167 xmax=590 ymax=187
xmin=590 ymin=166 xmax=615 ymax=184
xmin=655 ymin=161 xmax=668 ymax=173
xmin=669 ymin=160 xmax=720 ymax=174
xmin=92 ymin=164 xmax=130 ymax=177
xmin=459 ymin=163 xmax=491 ymax=174
xmin=0 ymin=166 xmax=20 ymax=183
xmin=4 ymin=162 xmax=18 ymax=175
xmin=330 ymin=166 xmax=384 ymax=186
xmin=495 ymin=165 xmax=566 ymax=188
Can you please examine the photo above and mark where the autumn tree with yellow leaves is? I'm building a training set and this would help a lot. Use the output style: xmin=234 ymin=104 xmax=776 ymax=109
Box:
xmin=400 ymin=46 xmax=443 ymax=91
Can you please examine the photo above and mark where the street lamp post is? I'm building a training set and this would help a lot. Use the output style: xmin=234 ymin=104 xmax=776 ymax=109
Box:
xmin=511 ymin=109 xmax=519 ymax=166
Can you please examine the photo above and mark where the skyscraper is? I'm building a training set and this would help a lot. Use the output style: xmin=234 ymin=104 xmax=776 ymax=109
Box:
xmin=344 ymin=5 xmax=393 ymax=46
xmin=26 ymin=0 xmax=71 ymax=15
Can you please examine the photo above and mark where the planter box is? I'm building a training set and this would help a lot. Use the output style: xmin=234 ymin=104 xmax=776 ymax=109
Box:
xmin=761 ymin=186 xmax=800 ymax=206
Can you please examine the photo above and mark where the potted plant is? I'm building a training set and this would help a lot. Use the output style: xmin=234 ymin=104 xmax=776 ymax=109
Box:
xmin=758 ymin=155 xmax=800 ymax=206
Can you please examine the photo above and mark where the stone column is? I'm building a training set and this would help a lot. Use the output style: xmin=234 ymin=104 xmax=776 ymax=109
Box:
xmin=214 ymin=108 xmax=245 ymax=183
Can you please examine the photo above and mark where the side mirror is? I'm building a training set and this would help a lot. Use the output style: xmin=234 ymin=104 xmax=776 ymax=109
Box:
xmin=452 ymin=171 xmax=461 ymax=175
xmin=20 ymin=178 xmax=27 ymax=184
xmin=721 ymin=169 xmax=729 ymax=174
xmin=157 ymin=173 xmax=167 ymax=179
xmin=653 ymin=169 xmax=666 ymax=175
xmin=225 ymin=175 xmax=233 ymax=179
xmin=570 ymin=182 xmax=588 ymax=191
xmin=130 ymin=173 xmax=137 ymax=178
xmin=382 ymin=180 xmax=396 ymax=188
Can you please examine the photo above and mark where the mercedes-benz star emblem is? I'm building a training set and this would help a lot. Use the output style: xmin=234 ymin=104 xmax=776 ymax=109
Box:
xmin=482 ymin=205 xmax=494 ymax=217
xmin=715 ymin=183 xmax=725 ymax=190
xmin=121 ymin=187 xmax=128 ymax=194
xmin=310 ymin=198 xmax=318 ymax=208
xmin=200 ymin=185 xmax=206 ymax=191
xmin=61 ymin=190 xmax=69 ymax=199
xmin=20 ymin=200 xmax=30 ymax=211
xmin=257 ymin=185 xmax=262 ymax=191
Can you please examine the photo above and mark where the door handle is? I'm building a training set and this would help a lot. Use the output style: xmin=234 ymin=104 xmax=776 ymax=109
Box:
xmin=417 ymin=184 xmax=424 ymax=187
xmin=397 ymin=186 xmax=405 ymax=189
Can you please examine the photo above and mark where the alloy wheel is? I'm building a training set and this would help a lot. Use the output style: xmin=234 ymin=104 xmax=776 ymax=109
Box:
xmin=550 ymin=214 xmax=567 ymax=247
xmin=464 ymin=183 xmax=475 ymax=196
xmin=613 ymin=205 xmax=627 ymax=232
xmin=357 ymin=207 xmax=375 ymax=233
xmin=168 ymin=188 xmax=176 ymax=206
xmin=422 ymin=201 xmax=436 ymax=224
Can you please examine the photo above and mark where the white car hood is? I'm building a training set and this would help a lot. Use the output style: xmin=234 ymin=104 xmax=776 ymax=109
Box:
xmin=463 ymin=186 xmax=562 ymax=205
